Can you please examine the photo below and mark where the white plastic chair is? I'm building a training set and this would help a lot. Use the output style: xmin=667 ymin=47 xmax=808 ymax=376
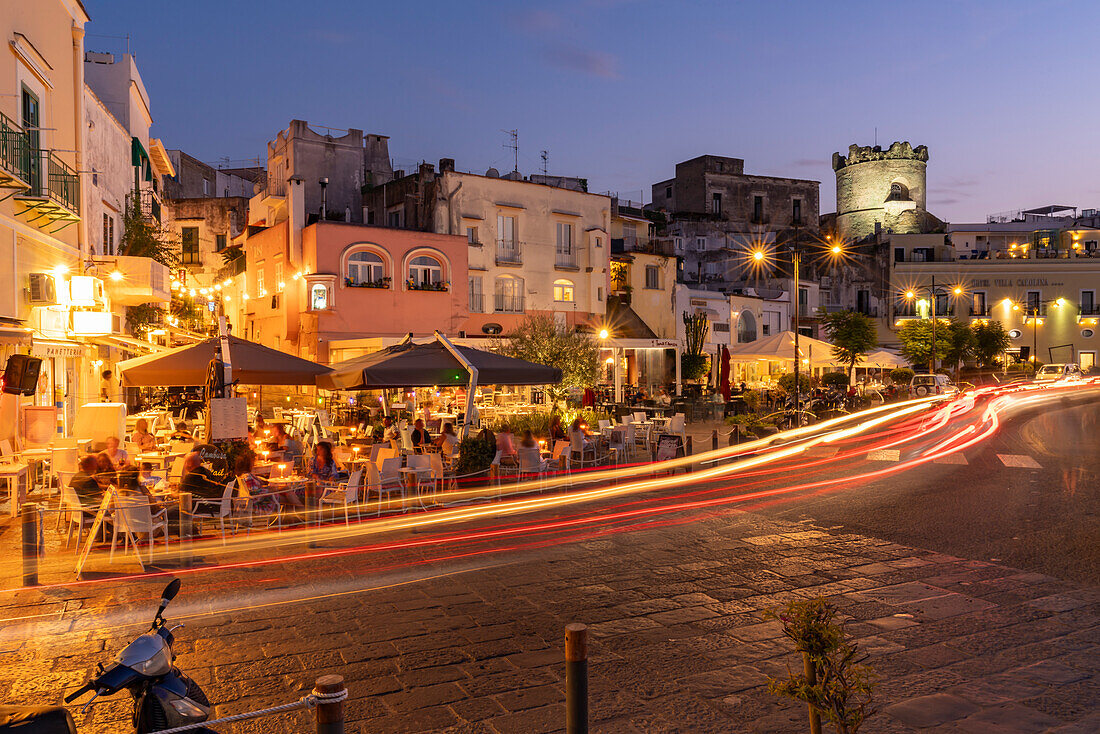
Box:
xmin=191 ymin=480 xmax=243 ymax=544
xmin=668 ymin=413 xmax=688 ymax=449
xmin=633 ymin=412 xmax=648 ymax=424
xmin=517 ymin=448 xmax=548 ymax=486
xmin=427 ymin=451 xmax=455 ymax=499
xmin=321 ymin=469 xmax=362 ymax=525
xmin=59 ymin=482 xmax=98 ymax=548
xmin=368 ymin=461 xmax=405 ymax=515
xmin=551 ymin=440 xmax=571 ymax=473
xmin=110 ymin=494 xmax=168 ymax=563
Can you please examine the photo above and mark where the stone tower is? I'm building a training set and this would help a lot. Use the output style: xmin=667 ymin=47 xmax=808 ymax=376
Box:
xmin=832 ymin=141 xmax=929 ymax=241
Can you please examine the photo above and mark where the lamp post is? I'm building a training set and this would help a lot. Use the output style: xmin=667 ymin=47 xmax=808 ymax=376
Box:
xmin=903 ymin=276 xmax=964 ymax=372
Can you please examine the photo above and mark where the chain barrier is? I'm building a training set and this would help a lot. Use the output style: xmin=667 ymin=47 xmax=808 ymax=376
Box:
xmin=148 ymin=688 xmax=348 ymax=734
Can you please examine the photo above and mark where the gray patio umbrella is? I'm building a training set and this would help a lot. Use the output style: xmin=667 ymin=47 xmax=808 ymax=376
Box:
xmin=117 ymin=335 xmax=332 ymax=386
xmin=318 ymin=338 xmax=562 ymax=390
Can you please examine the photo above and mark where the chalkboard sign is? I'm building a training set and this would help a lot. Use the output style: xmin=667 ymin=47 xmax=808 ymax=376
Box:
xmin=655 ymin=433 xmax=684 ymax=462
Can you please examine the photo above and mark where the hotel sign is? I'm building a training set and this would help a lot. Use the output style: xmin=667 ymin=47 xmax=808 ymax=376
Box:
xmin=968 ymin=278 xmax=1063 ymax=287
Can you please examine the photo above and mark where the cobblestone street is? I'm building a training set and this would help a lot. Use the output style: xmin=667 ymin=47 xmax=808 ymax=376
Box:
xmin=1 ymin=504 xmax=1097 ymax=733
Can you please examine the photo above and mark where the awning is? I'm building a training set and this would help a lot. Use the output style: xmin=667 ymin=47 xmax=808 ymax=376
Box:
xmin=319 ymin=338 xmax=562 ymax=390
xmin=118 ymin=334 xmax=331 ymax=387
xmin=0 ymin=326 xmax=32 ymax=345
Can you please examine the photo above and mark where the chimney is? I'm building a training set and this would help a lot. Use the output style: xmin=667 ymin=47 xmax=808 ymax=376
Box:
xmin=393 ymin=169 xmax=404 ymax=179
xmin=419 ymin=162 xmax=435 ymax=176
xmin=439 ymin=158 xmax=455 ymax=173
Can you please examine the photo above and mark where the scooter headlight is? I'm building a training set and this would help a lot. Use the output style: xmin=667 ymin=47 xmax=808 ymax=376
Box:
xmin=169 ymin=698 xmax=208 ymax=717
xmin=130 ymin=644 xmax=172 ymax=677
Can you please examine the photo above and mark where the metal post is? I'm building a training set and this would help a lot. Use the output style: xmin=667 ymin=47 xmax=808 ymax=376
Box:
xmin=179 ymin=491 xmax=193 ymax=567
xmin=711 ymin=429 xmax=718 ymax=452
xmin=313 ymin=675 xmax=346 ymax=734
xmin=792 ymin=248 xmax=801 ymax=422
xmin=1032 ymin=306 xmax=1038 ymax=368
xmin=803 ymin=651 xmax=822 ymax=734
xmin=565 ymin=623 xmax=588 ymax=734
xmin=21 ymin=502 xmax=38 ymax=587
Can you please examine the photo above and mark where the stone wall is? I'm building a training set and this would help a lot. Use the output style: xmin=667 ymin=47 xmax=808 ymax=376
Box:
xmin=834 ymin=142 xmax=928 ymax=241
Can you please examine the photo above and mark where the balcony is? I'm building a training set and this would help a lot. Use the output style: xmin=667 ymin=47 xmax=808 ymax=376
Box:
xmin=127 ymin=188 xmax=162 ymax=223
xmin=216 ymin=253 xmax=246 ymax=282
xmin=407 ymin=280 xmax=448 ymax=292
xmin=494 ymin=293 xmax=525 ymax=313
xmin=93 ymin=255 xmax=171 ymax=306
xmin=496 ymin=241 xmax=522 ymax=266
xmin=13 ymin=150 xmax=80 ymax=229
xmin=469 ymin=292 xmax=485 ymax=313
xmin=0 ymin=112 xmax=32 ymax=190
xmin=555 ymin=250 xmax=578 ymax=269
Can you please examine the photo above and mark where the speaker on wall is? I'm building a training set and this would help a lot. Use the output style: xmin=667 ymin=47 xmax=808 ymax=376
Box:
xmin=2 ymin=355 xmax=42 ymax=396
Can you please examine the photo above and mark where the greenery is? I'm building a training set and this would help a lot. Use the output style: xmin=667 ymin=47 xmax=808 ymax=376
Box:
xmin=944 ymin=320 xmax=975 ymax=377
xmin=220 ymin=244 xmax=243 ymax=266
xmin=972 ymin=321 xmax=1011 ymax=367
xmin=453 ymin=433 xmax=496 ymax=476
xmin=821 ymin=310 xmax=878 ymax=382
xmin=725 ymin=412 xmax=779 ymax=438
xmin=120 ymin=194 xmax=178 ymax=337
xmin=125 ymin=302 xmax=165 ymax=339
xmin=681 ymin=312 xmax=710 ymax=381
xmin=767 ymin=599 xmax=876 ymax=734
xmin=889 ymin=367 xmax=915 ymax=385
xmin=777 ymin=372 xmax=812 ymax=395
xmin=821 ymin=371 xmax=850 ymax=388
xmin=485 ymin=408 xmax=609 ymax=438
xmin=499 ymin=315 xmax=600 ymax=408
xmin=897 ymin=319 xmax=950 ymax=369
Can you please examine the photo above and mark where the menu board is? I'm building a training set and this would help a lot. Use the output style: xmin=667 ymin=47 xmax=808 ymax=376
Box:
xmin=21 ymin=405 xmax=56 ymax=447
xmin=210 ymin=397 xmax=248 ymax=440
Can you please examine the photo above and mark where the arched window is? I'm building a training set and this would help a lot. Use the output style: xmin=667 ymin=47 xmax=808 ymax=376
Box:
xmin=347 ymin=251 xmax=384 ymax=285
xmin=408 ymin=255 xmax=442 ymax=287
xmin=737 ymin=311 xmax=757 ymax=343
xmin=494 ymin=275 xmax=524 ymax=313
xmin=887 ymin=181 xmax=910 ymax=201
xmin=553 ymin=279 xmax=575 ymax=302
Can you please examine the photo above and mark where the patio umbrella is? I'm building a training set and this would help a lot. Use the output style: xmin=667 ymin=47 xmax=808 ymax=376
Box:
xmin=727 ymin=331 xmax=840 ymax=366
xmin=719 ymin=346 xmax=731 ymax=401
xmin=117 ymin=335 xmax=332 ymax=387
xmin=857 ymin=349 xmax=906 ymax=368
xmin=318 ymin=339 xmax=562 ymax=390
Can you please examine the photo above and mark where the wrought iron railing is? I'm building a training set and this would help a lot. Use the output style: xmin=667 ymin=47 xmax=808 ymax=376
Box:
xmin=45 ymin=151 xmax=80 ymax=215
xmin=494 ymin=293 xmax=524 ymax=313
xmin=0 ymin=112 xmax=32 ymax=186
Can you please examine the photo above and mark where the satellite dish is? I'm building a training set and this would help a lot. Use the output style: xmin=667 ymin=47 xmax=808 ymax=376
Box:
xmin=485 ymin=168 xmax=500 ymax=178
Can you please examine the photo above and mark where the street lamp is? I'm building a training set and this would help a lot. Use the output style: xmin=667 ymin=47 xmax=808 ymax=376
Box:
xmin=902 ymin=276 xmax=966 ymax=372
xmin=748 ymin=233 xmax=844 ymax=418
xmin=1006 ymin=296 xmax=1065 ymax=365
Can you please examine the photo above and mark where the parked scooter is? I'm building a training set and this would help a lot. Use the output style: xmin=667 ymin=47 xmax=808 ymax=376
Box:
xmin=0 ymin=579 xmax=216 ymax=733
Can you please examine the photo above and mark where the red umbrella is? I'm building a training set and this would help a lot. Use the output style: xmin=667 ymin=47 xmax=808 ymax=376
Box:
xmin=720 ymin=346 xmax=731 ymax=401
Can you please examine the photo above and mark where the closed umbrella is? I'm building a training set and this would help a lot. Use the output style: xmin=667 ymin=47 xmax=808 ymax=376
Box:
xmin=719 ymin=346 xmax=731 ymax=401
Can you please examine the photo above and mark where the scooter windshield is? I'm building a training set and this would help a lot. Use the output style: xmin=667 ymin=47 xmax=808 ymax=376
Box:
xmin=115 ymin=634 xmax=172 ymax=677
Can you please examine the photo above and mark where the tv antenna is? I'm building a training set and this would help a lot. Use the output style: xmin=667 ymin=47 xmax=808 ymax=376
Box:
xmin=502 ymin=129 xmax=518 ymax=173
xmin=540 ymin=150 xmax=548 ymax=175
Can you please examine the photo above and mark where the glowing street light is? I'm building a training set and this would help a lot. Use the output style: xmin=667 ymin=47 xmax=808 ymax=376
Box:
xmin=598 ymin=328 xmax=609 ymax=340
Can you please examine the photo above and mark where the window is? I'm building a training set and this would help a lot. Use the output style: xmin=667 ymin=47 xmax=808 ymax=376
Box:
xmin=202 ymin=179 xmax=211 ymax=196
xmin=665 ymin=185 xmax=672 ymax=199
xmin=21 ymin=86 xmax=40 ymax=190
xmin=737 ymin=311 xmax=757 ymax=343
xmin=274 ymin=261 xmax=284 ymax=290
xmin=553 ymin=279 xmax=575 ymax=302
xmin=215 ymin=234 xmax=227 ymax=252
xmin=792 ymin=199 xmax=802 ymax=224
xmin=256 ymin=266 xmax=266 ymax=297
xmin=799 ymin=288 xmax=809 ymax=309
xmin=466 ymin=226 xmax=479 ymax=245
xmin=595 ymin=237 xmax=603 ymax=248
xmin=347 ymin=251 xmax=384 ymax=285
xmin=711 ymin=192 xmax=722 ymax=215
xmin=310 ymin=283 xmax=329 ymax=310
xmin=387 ymin=209 xmax=403 ymax=228
xmin=468 ymin=275 xmax=484 ymax=313
xmin=1081 ymin=290 xmax=1096 ymax=313
xmin=623 ymin=222 xmax=637 ymax=243
xmin=894 ymin=247 xmax=905 ymax=263
xmin=556 ymin=222 xmax=575 ymax=267
xmin=973 ymin=291 xmax=987 ymax=316
xmin=753 ymin=195 xmax=764 ymax=222
xmin=597 ymin=287 xmax=603 ymax=301
xmin=181 ymin=227 xmax=200 ymax=265
xmin=674 ymin=237 xmax=683 ymax=252
xmin=695 ymin=237 xmax=706 ymax=252
xmin=497 ymin=215 xmax=516 ymax=248
xmin=1026 ymin=291 xmax=1040 ymax=312
xmin=494 ymin=275 xmax=524 ymax=313
xmin=102 ymin=213 xmax=115 ymax=256
xmin=645 ymin=265 xmax=660 ymax=290
xmin=408 ymin=255 xmax=442 ymax=287
xmin=856 ymin=289 xmax=870 ymax=315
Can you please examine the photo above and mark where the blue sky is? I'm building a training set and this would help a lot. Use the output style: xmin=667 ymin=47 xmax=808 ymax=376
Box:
xmin=85 ymin=0 xmax=1098 ymax=222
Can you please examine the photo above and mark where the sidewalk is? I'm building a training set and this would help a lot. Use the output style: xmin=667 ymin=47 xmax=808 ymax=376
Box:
xmin=0 ymin=503 xmax=1096 ymax=732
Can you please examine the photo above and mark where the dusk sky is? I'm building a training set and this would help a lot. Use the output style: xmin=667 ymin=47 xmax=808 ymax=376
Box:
xmin=85 ymin=0 xmax=1098 ymax=223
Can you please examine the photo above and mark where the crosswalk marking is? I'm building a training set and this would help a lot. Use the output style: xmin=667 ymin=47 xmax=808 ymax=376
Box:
xmin=933 ymin=454 xmax=968 ymax=465
xmin=998 ymin=454 xmax=1041 ymax=469
xmin=866 ymin=449 xmax=900 ymax=461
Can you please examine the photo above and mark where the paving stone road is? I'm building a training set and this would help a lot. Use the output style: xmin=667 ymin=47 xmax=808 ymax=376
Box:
xmin=1 ymin=506 xmax=1097 ymax=733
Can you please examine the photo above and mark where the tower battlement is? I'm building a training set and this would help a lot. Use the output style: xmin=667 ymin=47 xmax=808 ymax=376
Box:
xmin=832 ymin=141 xmax=929 ymax=171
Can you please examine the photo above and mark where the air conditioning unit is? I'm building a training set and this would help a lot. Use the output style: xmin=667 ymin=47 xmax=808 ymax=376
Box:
xmin=27 ymin=273 xmax=58 ymax=305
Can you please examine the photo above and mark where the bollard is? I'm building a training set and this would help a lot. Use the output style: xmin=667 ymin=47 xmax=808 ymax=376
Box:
xmin=728 ymin=427 xmax=738 ymax=446
xmin=711 ymin=429 xmax=718 ymax=452
xmin=313 ymin=675 xmax=346 ymax=734
xmin=179 ymin=491 xmax=193 ymax=568
xmin=565 ymin=623 xmax=588 ymax=734
xmin=685 ymin=435 xmax=693 ymax=472
xmin=21 ymin=502 xmax=38 ymax=587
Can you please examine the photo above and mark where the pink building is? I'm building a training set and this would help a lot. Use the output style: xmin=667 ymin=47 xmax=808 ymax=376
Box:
xmin=242 ymin=221 xmax=467 ymax=363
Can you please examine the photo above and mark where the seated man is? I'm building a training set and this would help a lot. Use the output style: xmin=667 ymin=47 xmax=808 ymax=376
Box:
xmin=179 ymin=451 xmax=225 ymax=501
xmin=170 ymin=420 xmax=194 ymax=441
xmin=382 ymin=416 xmax=400 ymax=447
xmin=410 ymin=419 xmax=431 ymax=450
xmin=70 ymin=455 xmax=104 ymax=509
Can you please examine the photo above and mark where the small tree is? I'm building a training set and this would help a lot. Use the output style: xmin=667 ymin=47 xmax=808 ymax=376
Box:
xmin=119 ymin=194 xmax=179 ymax=336
xmin=681 ymin=312 xmax=710 ymax=381
xmin=768 ymin=599 xmax=876 ymax=734
xmin=499 ymin=315 xmax=600 ymax=408
xmin=944 ymin=320 xmax=975 ymax=378
xmin=889 ymin=367 xmax=915 ymax=385
xmin=972 ymin=320 xmax=1010 ymax=368
xmin=897 ymin=319 xmax=950 ymax=370
xmin=821 ymin=310 xmax=878 ymax=384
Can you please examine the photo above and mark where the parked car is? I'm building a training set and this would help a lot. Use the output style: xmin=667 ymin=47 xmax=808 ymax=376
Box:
xmin=1033 ymin=363 xmax=1084 ymax=383
xmin=910 ymin=373 xmax=959 ymax=397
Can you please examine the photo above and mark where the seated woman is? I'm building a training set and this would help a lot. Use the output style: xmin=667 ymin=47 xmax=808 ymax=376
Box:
xmin=495 ymin=424 xmax=518 ymax=464
xmin=93 ymin=452 xmax=118 ymax=490
xmin=518 ymin=430 xmax=538 ymax=450
xmin=103 ymin=436 xmax=129 ymax=469
xmin=131 ymin=418 xmax=158 ymax=451
xmin=115 ymin=466 xmax=165 ymax=513
xmin=568 ymin=417 xmax=595 ymax=458
xmin=548 ymin=414 xmax=567 ymax=443
xmin=307 ymin=442 xmax=344 ymax=485
xmin=235 ymin=450 xmax=302 ymax=513
xmin=433 ymin=422 xmax=459 ymax=454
